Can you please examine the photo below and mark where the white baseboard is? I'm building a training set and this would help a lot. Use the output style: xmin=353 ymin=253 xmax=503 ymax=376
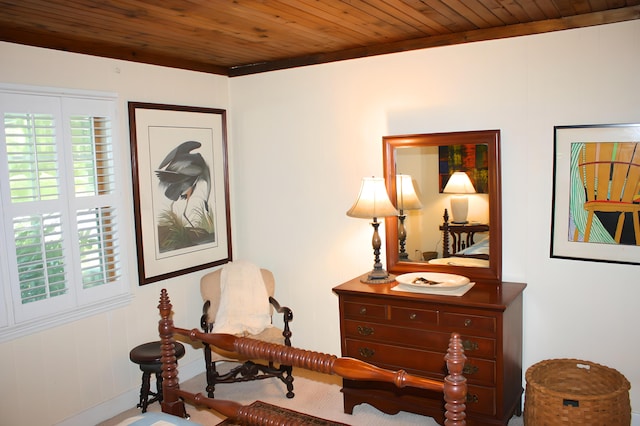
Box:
xmin=54 ymin=358 xmax=204 ymax=426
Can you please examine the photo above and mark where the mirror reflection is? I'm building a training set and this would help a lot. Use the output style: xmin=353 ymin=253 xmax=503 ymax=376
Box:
xmin=396 ymin=145 xmax=490 ymax=266
xmin=383 ymin=130 xmax=502 ymax=283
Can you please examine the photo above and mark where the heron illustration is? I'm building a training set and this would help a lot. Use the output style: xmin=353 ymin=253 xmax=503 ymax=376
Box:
xmin=155 ymin=140 xmax=211 ymax=228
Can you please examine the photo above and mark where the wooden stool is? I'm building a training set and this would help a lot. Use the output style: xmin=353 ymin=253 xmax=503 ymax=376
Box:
xmin=129 ymin=341 xmax=186 ymax=412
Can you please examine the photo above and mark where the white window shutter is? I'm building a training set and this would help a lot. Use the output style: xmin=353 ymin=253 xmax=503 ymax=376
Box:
xmin=0 ymin=88 xmax=127 ymax=328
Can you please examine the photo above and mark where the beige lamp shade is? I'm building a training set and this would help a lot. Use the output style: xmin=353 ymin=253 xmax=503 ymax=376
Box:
xmin=443 ymin=172 xmax=476 ymax=224
xmin=396 ymin=174 xmax=422 ymax=211
xmin=443 ymin=171 xmax=476 ymax=194
xmin=347 ymin=177 xmax=398 ymax=219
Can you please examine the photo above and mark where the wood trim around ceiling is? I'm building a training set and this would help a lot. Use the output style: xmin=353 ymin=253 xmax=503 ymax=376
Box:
xmin=229 ymin=5 xmax=640 ymax=77
xmin=0 ymin=25 xmax=229 ymax=76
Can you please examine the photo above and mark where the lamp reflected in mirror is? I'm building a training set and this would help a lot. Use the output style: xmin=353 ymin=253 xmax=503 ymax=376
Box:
xmin=396 ymin=174 xmax=422 ymax=261
xmin=347 ymin=177 xmax=399 ymax=284
xmin=443 ymin=171 xmax=476 ymax=224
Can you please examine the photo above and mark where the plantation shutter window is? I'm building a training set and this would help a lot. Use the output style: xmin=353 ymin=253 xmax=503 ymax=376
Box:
xmin=0 ymin=87 xmax=128 ymax=334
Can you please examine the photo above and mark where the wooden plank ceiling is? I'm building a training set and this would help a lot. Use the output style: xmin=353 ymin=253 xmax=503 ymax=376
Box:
xmin=1 ymin=1 xmax=639 ymax=77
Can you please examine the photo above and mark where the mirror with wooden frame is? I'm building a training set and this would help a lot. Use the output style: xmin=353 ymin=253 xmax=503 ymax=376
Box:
xmin=383 ymin=130 xmax=502 ymax=283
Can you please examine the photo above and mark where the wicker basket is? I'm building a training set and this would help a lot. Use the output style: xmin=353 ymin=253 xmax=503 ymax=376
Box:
xmin=524 ymin=359 xmax=631 ymax=425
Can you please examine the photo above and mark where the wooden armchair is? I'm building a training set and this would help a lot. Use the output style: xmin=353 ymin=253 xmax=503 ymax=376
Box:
xmin=200 ymin=267 xmax=294 ymax=399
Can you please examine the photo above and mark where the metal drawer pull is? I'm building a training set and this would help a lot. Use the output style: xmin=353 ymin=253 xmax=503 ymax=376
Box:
xmin=463 ymin=363 xmax=479 ymax=375
xmin=359 ymin=307 xmax=367 ymax=315
xmin=466 ymin=394 xmax=479 ymax=403
xmin=462 ymin=339 xmax=478 ymax=351
xmin=359 ymin=347 xmax=375 ymax=358
xmin=464 ymin=318 xmax=473 ymax=327
xmin=409 ymin=313 xmax=417 ymax=320
xmin=357 ymin=325 xmax=374 ymax=336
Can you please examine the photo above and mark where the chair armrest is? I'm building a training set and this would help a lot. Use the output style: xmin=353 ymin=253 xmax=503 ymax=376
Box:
xmin=269 ymin=296 xmax=293 ymax=346
xmin=201 ymin=300 xmax=212 ymax=332
xmin=269 ymin=296 xmax=293 ymax=322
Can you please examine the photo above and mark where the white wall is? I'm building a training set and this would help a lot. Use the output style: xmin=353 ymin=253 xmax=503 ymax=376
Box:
xmin=229 ymin=20 xmax=640 ymax=415
xmin=0 ymin=42 xmax=230 ymax=425
xmin=0 ymin=19 xmax=638 ymax=425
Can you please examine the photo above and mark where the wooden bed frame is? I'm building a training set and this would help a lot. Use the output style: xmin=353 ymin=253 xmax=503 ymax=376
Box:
xmin=158 ymin=289 xmax=468 ymax=425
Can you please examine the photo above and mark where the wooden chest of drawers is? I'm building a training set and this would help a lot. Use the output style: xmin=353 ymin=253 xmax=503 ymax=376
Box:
xmin=333 ymin=276 xmax=526 ymax=426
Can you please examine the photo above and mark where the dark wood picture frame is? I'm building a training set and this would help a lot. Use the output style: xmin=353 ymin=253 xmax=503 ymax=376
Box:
xmin=128 ymin=102 xmax=232 ymax=285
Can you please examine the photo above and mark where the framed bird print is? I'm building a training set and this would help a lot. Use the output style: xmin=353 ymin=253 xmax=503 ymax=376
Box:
xmin=128 ymin=102 xmax=232 ymax=285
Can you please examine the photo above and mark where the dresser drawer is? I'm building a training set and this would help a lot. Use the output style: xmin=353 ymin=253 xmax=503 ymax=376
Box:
xmin=466 ymin=384 xmax=496 ymax=416
xmin=343 ymin=301 xmax=387 ymax=320
xmin=343 ymin=319 xmax=496 ymax=359
xmin=389 ymin=306 xmax=438 ymax=326
xmin=344 ymin=339 xmax=496 ymax=385
xmin=440 ymin=312 xmax=496 ymax=335
xmin=345 ymin=338 xmax=443 ymax=373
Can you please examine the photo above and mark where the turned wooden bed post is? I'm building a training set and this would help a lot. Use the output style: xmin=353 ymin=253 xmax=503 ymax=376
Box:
xmin=158 ymin=289 xmax=188 ymax=418
xmin=444 ymin=332 xmax=467 ymax=426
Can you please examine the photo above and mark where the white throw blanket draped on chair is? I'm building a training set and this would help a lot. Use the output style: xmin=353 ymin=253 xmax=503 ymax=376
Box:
xmin=211 ymin=260 xmax=272 ymax=335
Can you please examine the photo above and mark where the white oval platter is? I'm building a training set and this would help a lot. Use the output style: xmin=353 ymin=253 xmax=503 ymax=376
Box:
xmin=395 ymin=272 xmax=470 ymax=290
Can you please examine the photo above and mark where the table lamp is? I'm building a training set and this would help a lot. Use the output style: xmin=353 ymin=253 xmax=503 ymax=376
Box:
xmin=347 ymin=177 xmax=399 ymax=284
xmin=396 ymin=174 xmax=422 ymax=261
xmin=443 ymin=171 xmax=476 ymax=224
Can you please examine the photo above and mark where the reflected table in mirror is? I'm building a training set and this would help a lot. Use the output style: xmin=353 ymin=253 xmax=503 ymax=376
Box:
xmin=440 ymin=222 xmax=490 ymax=259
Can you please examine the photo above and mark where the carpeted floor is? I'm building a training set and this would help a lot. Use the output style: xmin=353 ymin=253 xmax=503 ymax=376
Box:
xmin=99 ymin=365 xmax=525 ymax=426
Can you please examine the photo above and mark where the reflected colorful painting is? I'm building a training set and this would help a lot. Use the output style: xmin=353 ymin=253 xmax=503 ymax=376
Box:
xmin=551 ymin=124 xmax=640 ymax=264
xmin=438 ymin=144 xmax=489 ymax=193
